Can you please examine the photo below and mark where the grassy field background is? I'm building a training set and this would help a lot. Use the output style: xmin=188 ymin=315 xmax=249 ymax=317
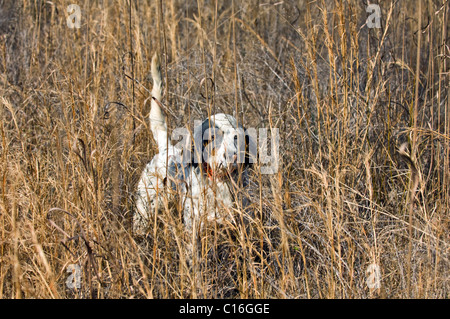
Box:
xmin=0 ymin=0 xmax=448 ymax=298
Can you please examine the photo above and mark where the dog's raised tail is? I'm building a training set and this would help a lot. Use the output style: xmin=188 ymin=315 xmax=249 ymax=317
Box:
xmin=149 ymin=53 xmax=169 ymax=153
xmin=151 ymin=53 xmax=162 ymax=102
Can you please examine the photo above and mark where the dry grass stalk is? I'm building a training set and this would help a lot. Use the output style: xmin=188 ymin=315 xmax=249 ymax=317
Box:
xmin=0 ymin=0 xmax=447 ymax=299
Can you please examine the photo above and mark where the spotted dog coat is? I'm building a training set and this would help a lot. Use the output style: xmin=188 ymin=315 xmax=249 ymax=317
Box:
xmin=134 ymin=54 xmax=252 ymax=236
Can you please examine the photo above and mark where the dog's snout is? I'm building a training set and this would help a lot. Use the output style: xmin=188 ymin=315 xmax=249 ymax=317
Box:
xmin=223 ymin=152 xmax=237 ymax=163
xmin=225 ymin=154 xmax=238 ymax=172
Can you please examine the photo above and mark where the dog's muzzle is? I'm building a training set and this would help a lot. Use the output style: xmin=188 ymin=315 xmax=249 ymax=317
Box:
xmin=203 ymin=154 xmax=238 ymax=180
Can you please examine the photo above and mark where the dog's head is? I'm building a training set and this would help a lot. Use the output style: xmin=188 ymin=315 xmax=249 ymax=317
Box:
xmin=189 ymin=113 xmax=253 ymax=178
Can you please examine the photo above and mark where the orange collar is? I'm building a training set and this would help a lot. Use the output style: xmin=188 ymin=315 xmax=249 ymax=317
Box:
xmin=202 ymin=163 xmax=227 ymax=181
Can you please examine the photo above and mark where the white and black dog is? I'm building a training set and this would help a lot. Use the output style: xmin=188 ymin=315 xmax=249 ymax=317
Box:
xmin=134 ymin=53 xmax=253 ymax=236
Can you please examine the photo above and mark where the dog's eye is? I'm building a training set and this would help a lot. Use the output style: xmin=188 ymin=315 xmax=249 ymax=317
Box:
xmin=204 ymin=134 xmax=215 ymax=146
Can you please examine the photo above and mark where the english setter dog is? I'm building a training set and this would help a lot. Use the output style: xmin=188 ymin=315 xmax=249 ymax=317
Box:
xmin=133 ymin=53 xmax=253 ymax=236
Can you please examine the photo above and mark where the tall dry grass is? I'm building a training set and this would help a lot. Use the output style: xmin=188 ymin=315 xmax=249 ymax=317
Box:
xmin=0 ymin=0 xmax=448 ymax=298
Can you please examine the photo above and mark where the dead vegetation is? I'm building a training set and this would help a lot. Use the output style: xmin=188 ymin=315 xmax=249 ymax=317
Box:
xmin=0 ymin=0 xmax=448 ymax=298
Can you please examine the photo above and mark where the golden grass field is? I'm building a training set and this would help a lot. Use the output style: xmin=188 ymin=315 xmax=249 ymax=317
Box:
xmin=0 ymin=0 xmax=448 ymax=298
